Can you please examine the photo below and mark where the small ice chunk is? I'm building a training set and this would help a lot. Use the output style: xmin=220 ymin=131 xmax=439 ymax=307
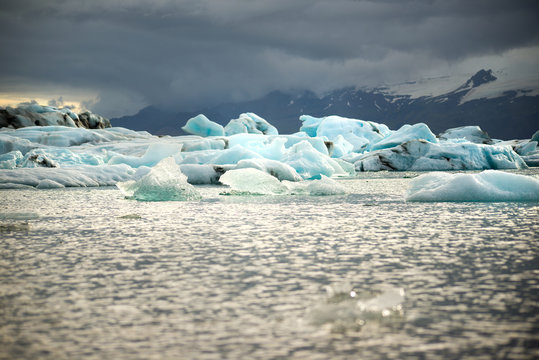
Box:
xmin=219 ymin=168 xmax=288 ymax=195
xmin=406 ymin=170 xmax=539 ymax=202
xmin=285 ymin=175 xmax=346 ymax=195
xmin=116 ymin=157 xmax=201 ymax=201
xmin=182 ymin=114 xmax=225 ymax=137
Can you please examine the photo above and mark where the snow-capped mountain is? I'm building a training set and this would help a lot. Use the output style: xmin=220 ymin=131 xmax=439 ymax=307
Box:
xmin=112 ymin=69 xmax=539 ymax=139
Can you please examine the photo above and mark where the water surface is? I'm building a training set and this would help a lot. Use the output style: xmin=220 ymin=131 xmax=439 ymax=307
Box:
xmin=1 ymin=172 xmax=538 ymax=359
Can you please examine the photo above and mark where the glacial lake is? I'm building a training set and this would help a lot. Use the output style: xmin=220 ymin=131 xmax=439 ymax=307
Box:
xmin=1 ymin=170 xmax=538 ymax=359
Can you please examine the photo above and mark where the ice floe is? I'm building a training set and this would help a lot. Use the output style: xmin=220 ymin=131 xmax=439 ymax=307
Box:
xmin=406 ymin=170 xmax=539 ymax=202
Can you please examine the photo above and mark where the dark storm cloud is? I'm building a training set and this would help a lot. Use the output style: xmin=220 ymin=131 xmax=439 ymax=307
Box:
xmin=1 ymin=0 xmax=538 ymax=116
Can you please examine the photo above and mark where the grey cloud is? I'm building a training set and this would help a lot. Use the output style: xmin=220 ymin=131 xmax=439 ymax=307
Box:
xmin=1 ymin=0 xmax=538 ymax=116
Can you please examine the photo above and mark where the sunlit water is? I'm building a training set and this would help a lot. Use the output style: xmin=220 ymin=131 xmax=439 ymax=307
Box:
xmin=1 ymin=171 xmax=538 ymax=359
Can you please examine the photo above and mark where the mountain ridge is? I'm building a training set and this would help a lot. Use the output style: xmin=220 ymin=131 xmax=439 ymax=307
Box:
xmin=111 ymin=69 xmax=539 ymax=140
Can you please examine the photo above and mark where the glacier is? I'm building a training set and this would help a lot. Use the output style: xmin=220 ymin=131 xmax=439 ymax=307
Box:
xmin=406 ymin=170 xmax=539 ymax=202
xmin=0 ymin=109 xmax=537 ymax=201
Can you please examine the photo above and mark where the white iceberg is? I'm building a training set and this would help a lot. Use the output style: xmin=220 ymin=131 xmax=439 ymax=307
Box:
xmin=116 ymin=157 xmax=201 ymax=201
xmin=406 ymin=170 xmax=539 ymax=202
xmin=438 ymin=126 xmax=492 ymax=144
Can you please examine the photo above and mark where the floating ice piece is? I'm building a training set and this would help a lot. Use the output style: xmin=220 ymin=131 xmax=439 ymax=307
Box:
xmin=284 ymin=175 xmax=346 ymax=195
xmin=0 ymin=133 xmax=38 ymax=155
xmin=108 ymin=142 xmax=182 ymax=167
xmin=369 ymin=123 xmax=437 ymax=151
xmin=234 ymin=158 xmax=302 ymax=182
xmin=355 ymin=139 xmax=527 ymax=171
xmin=283 ymin=140 xmax=349 ymax=179
xmin=181 ymin=114 xmax=225 ymax=137
xmin=18 ymin=148 xmax=104 ymax=168
xmin=330 ymin=135 xmax=354 ymax=158
xmin=496 ymin=139 xmax=537 ymax=156
xmin=0 ymin=151 xmax=23 ymax=169
xmin=227 ymin=134 xmax=286 ymax=160
xmin=300 ymin=115 xmax=391 ymax=153
xmin=406 ymin=170 xmax=539 ymax=202
xmin=220 ymin=168 xmax=346 ymax=196
xmin=439 ymin=126 xmax=492 ymax=144
xmin=0 ymin=164 xmax=135 ymax=189
xmin=179 ymin=164 xmax=226 ymax=184
xmin=180 ymin=137 xmax=227 ymax=152
xmin=0 ymin=125 xmax=149 ymax=149
xmin=116 ymin=157 xmax=201 ymax=201
xmin=224 ymin=113 xmax=278 ymax=136
xmin=219 ymin=168 xmax=288 ymax=195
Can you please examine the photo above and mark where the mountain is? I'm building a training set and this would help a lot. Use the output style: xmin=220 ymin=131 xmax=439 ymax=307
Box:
xmin=111 ymin=69 xmax=539 ymax=139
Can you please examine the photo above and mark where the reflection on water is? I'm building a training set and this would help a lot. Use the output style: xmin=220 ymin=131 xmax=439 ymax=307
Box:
xmin=0 ymin=173 xmax=538 ymax=359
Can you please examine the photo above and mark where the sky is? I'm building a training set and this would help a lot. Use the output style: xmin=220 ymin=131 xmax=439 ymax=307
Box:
xmin=1 ymin=0 xmax=538 ymax=118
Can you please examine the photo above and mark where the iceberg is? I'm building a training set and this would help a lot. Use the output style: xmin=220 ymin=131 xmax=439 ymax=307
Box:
xmin=220 ymin=168 xmax=346 ymax=196
xmin=233 ymin=158 xmax=302 ymax=182
xmin=284 ymin=175 xmax=346 ymax=195
xmin=406 ymin=170 xmax=539 ymax=202
xmin=0 ymin=164 xmax=135 ymax=189
xmin=299 ymin=115 xmax=391 ymax=153
xmin=181 ymin=114 xmax=225 ymax=137
xmin=369 ymin=123 xmax=437 ymax=151
xmin=0 ymin=103 xmax=110 ymax=129
xmin=0 ymin=106 xmax=534 ymax=192
xmin=225 ymin=113 xmax=278 ymax=136
xmin=116 ymin=157 xmax=201 ymax=201
xmin=355 ymin=139 xmax=527 ymax=171
xmin=438 ymin=126 xmax=492 ymax=144
xmin=108 ymin=142 xmax=182 ymax=168
xmin=219 ymin=168 xmax=289 ymax=195
xmin=283 ymin=140 xmax=349 ymax=179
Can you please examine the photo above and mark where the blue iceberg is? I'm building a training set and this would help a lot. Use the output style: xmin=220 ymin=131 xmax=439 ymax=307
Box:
xmin=406 ymin=170 xmax=539 ymax=202
xmin=182 ymin=114 xmax=225 ymax=137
